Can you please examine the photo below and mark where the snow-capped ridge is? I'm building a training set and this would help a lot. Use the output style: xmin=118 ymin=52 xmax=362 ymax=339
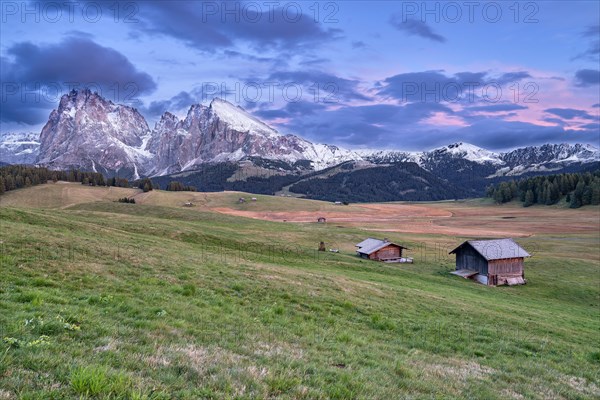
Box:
xmin=2 ymin=90 xmax=599 ymax=181
xmin=429 ymin=142 xmax=505 ymax=165
xmin=209 ymin=98 xmax=280 ymax=138
xmin=0 ymin=132 xmax=40 ymax=164
xmin=143 ymin=97 xmax=363 ymax=175
xmin=359 ymin=142 xmax=599 ymax=175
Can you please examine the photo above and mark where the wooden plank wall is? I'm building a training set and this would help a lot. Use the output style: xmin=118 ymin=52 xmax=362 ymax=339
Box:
xmin=488 ymin=258 xmax=524 ymax=275
xmin=370 ymin=246 xmax=401 ymax=260
xmin=456 ymin=245 xmax=488 ymax=274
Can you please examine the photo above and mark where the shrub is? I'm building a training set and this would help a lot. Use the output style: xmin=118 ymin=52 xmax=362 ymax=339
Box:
xmin=117 ymin=197 xmax=136 ymax=204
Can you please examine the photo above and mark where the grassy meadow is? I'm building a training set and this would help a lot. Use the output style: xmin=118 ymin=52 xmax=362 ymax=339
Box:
xmin=0 ymin=183 xmax=599 ymax=399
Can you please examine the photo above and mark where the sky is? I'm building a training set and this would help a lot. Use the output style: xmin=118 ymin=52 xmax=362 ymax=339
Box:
xmin=1 ymin=0 xmax=599 ymax=151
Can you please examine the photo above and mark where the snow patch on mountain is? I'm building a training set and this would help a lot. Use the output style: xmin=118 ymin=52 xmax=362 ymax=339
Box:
xmin=432 ymin=142 xmax=505 ymax=165
xmin=359 ymin=142 xmax=599 ymax=173
xmin=357 ymin=142 xmax=504 ymax=167
xmin=356 ymin=149 xmax=422 ymax=165
xmin=294 ymin=142 xmax=362 ymax=170
xmin=486 ymin=143 xmax=600 ymax=177
xmin=210 ymin=98 xmax=279 ymax=138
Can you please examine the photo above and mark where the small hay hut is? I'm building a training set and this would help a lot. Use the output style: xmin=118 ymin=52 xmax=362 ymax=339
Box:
xmin=355 ymin=238 xmax=411 ymax=263
xmin=449 ymin=238 xmax=530 ymax=286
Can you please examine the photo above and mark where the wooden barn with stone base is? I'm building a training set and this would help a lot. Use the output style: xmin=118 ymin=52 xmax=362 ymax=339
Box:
xmin=449 ymin=238 xmax=530 ymax=286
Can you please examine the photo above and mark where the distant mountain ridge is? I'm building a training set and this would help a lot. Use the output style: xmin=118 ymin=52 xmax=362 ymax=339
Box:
xmin=13 ymin=89 xmax=362 ymax=178
xmin=0 ymin=132 xmax=40 ymax=165
xmin=0 ymin=89 xmax=598 ymax=201
xmin=358 ymin=142 xmax=599 ymax=174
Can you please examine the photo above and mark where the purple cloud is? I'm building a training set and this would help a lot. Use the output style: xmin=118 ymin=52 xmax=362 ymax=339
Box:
xmin=390 ymin=16 xmax=446 ymax=43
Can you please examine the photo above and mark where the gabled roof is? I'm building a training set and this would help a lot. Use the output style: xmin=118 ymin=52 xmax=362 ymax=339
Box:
xmin=449 ymin=238 xmax=531 ymax=261
xmin=356 ymin=238 xmax=382 ymax=249
xmin=356 ymin=238 xmax=408 ymax=255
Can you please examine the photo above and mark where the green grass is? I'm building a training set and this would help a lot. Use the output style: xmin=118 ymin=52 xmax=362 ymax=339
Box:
xmin=0 ymin=188 xmax=599 ymax=399
xmin=0 ymin=182 xmax=140 ymax=209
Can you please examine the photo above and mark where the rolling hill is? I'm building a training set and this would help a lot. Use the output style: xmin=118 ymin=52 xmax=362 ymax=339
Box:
xmin=0 ymin=183 xmax=599 ymax=399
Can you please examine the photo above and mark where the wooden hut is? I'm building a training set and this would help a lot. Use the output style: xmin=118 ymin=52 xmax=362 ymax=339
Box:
xmin=449 ymin=238 xmax=530 ymax=286
xmin=355 ymin=238 xmax=412 ymax=263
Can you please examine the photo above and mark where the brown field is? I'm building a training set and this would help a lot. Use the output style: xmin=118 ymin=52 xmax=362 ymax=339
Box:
xmin=211 ymin=200 xmax=600 ymax=238
xmin=1 ymin=182 xmax=598 ymax=239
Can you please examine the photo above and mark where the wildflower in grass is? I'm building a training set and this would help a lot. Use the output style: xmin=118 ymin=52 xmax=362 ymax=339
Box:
xmin=56 ymin=316 xmax=81 ymax=331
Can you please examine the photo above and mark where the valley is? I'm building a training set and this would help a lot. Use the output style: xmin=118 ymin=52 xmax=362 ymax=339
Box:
xmin=2 ymin=2 xmax=599 ymax=399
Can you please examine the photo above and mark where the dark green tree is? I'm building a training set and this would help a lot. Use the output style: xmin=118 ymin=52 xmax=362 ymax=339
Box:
xmin=524 ymin=189 xmax=535 ymax=207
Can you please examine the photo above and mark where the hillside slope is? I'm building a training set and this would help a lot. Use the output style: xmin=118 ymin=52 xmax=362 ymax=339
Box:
xmin=0 ymin=185 xmax=598 ymax=399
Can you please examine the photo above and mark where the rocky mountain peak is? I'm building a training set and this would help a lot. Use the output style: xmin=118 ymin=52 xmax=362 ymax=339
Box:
xmin=428 ymin=142 xmax=505 ymax=165
xmin=36 ymin=89 xmax=152 ymax=179
xmin=156 ymin=111 xmax=180 ymax=128
xmin=58 ymin=88 xmax=112 ymax=113
xmin=208 ymin=98 xmax=280 ymax=138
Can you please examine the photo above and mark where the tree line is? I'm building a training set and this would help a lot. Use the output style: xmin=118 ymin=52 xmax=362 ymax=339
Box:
xmin=289 ymin=163 xmax=464 ymax=202
xmin=0 ymin=165 xmax=208 ymax=195
xmin=165 ymin=181 xmax=197 ymax=192
xmin=486 ymin=170 xmax=600 ymax=208
xmin=134 ymin=177 xmax=155 ymax=192
xmin=0 ymin=165 xmax=109 ymax=194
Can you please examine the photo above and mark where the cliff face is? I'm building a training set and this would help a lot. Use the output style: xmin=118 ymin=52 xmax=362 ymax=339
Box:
xmin=37 ymin=89 xmax=152 ymax=178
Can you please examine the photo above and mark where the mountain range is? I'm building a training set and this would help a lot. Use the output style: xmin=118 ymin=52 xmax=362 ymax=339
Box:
xmin=1 ymin=89 xmax=598 ymax=201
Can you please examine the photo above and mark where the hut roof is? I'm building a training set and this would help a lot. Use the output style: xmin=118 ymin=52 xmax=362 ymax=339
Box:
xmin=449 ymin=238 xmax=531 ymax=261
xmin=356 ymin=238 xmax=408 ymax=255
xmin=356 ymin=238 xmax=381 ymax=248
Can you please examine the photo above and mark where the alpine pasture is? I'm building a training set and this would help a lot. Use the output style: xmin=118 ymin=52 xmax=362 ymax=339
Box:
xmin=0 ymin=183 xmax=598 ymax=399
